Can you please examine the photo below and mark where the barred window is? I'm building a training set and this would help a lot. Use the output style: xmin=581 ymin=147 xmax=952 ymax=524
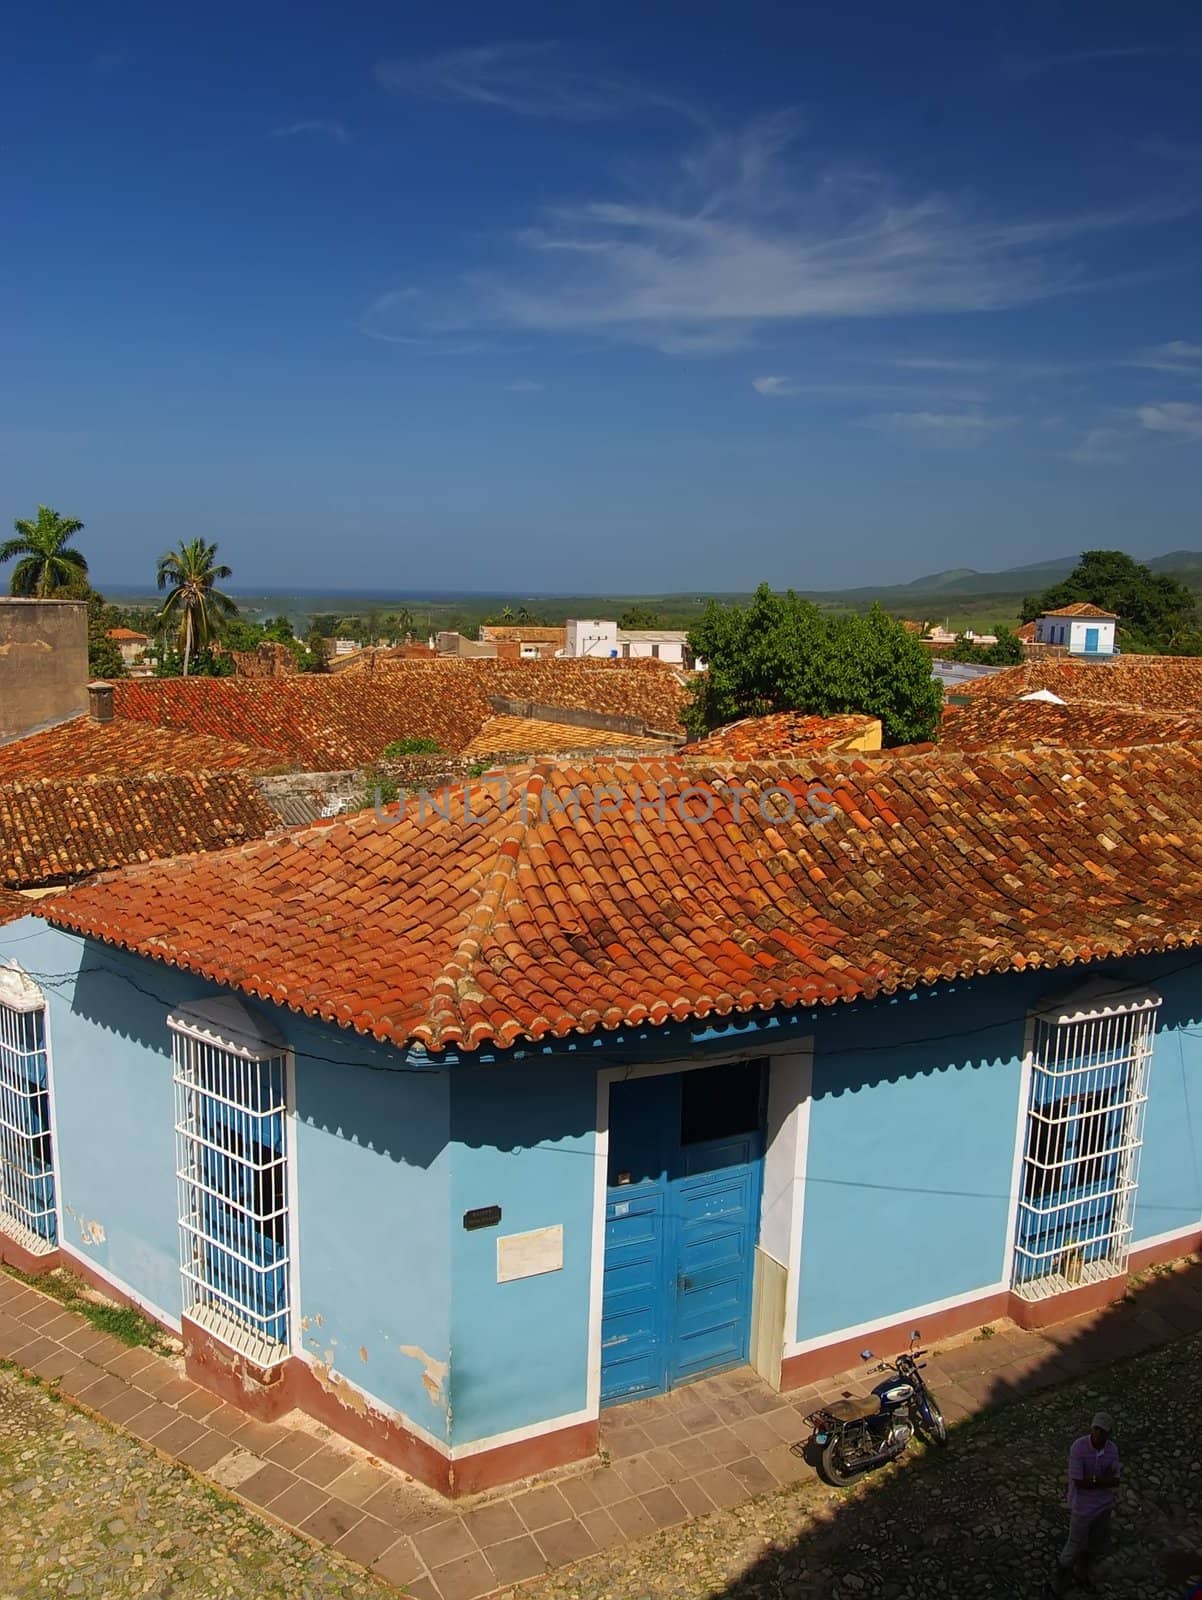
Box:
xmin=1013 ymin=984 xmax=1159 ymax=1300
xmin=0 ymin=966 xmax=56 ymax=1253
xmin=170 ymin=1001 xmax=291 ymax=1365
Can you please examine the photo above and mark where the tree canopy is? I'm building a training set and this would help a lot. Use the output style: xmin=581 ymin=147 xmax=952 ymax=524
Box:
xmin=1020 ymin=550 xmax=1201 ymax=654
xmin=156 ymin=538 xmax=238 ymax=676
xmin=943 ymin=625 xmax=1024 ymax=666
xmin=1 ymin=506 xmax=88 ymax=598
xmin=686 ymin=585 xmax=943 ymax=745
xmin=617 ymin=603 xmax=666 ymax=630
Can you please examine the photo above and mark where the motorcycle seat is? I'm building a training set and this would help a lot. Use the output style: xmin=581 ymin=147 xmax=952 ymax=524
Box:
xmin=823 ymin=1396 xmax=879 ymax=1423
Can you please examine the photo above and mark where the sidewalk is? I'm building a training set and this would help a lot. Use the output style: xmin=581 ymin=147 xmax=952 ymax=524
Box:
xmin=2 ymin=1256 xmax=1200 ymax=1600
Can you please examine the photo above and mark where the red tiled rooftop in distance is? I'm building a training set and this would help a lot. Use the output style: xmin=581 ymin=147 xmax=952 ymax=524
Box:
xmin=44 ymin=744 xmax=1202 ymax=1055
xmin=111 ymin=658 xmax=689 ymax=767
xmin=939 ymin=698 xmax=1202 ymax=753
xmin=952 ymin=655 xmax=1202 ymax=712
xmin=463 ymin=714 xmax=678 ymax=759
xmin=0 ymin=773 xmax=279 ymax=890
xmin=0 ymin=716 xmax=286 ymax=782
xmin=688 ymin=712 xmax=881 ymax=760
xmin=1040 ymin=602 xmax=1119 ymax=619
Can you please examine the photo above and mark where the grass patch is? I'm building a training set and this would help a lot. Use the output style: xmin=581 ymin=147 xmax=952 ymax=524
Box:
xmin=2 ymin=1263 xmax=171 ymax=1351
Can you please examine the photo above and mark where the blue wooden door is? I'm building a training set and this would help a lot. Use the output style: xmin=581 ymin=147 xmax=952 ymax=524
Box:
xmin=601 ymin=1064 xmax=764 ymax=1405
xmin=1084 ymin=627 xmax=1100 ymax=653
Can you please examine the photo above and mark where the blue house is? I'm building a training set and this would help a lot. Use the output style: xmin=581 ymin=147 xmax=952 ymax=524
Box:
xmin=2 ymin=752 xmax=1200 ymax=1496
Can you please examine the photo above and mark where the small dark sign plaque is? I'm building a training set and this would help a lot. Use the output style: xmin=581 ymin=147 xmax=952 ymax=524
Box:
xmin=463 ymin=1205 xmax=502 ymax=1231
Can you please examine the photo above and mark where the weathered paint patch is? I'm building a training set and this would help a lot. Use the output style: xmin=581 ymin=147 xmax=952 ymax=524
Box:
xmin=65 ymin=1206 xmax=106 ymax=1246
xmin=398 ymin=1343 xmax=449 ymax=1409
xmin=359 ymin=1346 xmax=369 ymax=1363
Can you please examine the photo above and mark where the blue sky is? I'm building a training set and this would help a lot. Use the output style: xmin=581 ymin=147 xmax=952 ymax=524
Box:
xmin=3 ymin=2 xmax=1201 ymax=593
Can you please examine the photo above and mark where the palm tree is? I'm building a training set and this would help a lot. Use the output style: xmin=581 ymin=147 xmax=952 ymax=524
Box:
xmin=1 ymin=506 xmax=88 ymax=597
xmin=156 ymin=538 xmax=237 ymax=676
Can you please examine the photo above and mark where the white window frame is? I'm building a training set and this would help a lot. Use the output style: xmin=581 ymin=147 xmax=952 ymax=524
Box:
xmin=170 ymin=998 xmax=295 ymax=1367
xmin=0 ymin=964 xmax=57 ymax=1255
xmin=1012 ymin=981 xmax=1159 ymax=1301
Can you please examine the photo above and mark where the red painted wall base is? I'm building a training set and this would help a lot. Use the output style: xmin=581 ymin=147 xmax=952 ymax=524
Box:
xmin=0 ymin=1233 xmax=61 ymax=1278
xmin=182 ymin=1312 xmax=598 ymax=1496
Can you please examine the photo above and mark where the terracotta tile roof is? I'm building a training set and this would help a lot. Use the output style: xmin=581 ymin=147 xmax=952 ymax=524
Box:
xmin=0 ymin=717 xmax=287 ymax=782
xmin=0 ymin=887 xmax=35 ymax=925
xmin=111 ymin=659 xmax=689 ymax=767
xmin=463 ymin=715 xmax=679 ymax=760
xmin=953 ymin=655 xmax=1202 ymax=712
xmin=939 ymin=699 xmax=1201 ymax=753
xmin=0 ymin=774 xmax=279 ymax=890
xmin=105 ymin=627 xmax=150 ymax=641
xmin=1016 ymin=621 xmax=1038 ymax=643
xmin=43 ymin=744 xmax=1202 ymax=1055
xmin=1041 ymin=602 xmax=1118 ymax=620
xmin=479 ymin=626 xmax=566 ymax=644
xmin=688 ymin=713 xmax=882 ymax=760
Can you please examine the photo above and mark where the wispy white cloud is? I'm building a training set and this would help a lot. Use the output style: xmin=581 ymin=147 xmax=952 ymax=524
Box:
xmin=873 ymin=410 xmax=1007 ymax=435
xmin=270 ymin=119 xmax=351 ymax=144
xmin=1005 ymin=45 xmax=1176 ymax=83
xmin=362 ymin=114 xmax=1191 ymax=356
xmin=1138 ymin=401 xmax=1202 ymax=439
xmin=374 ymin=41 xmax=694 ymax=123
xmin=1128 ymin=339 xmax=1202 ymax=375
xmin=506 ymin=379 xmax=543 ymax=392
xmin=752 ymin=376 xmax=799 ymax=397
xmin=1064 ymin=426 xmax=1130 ymax=465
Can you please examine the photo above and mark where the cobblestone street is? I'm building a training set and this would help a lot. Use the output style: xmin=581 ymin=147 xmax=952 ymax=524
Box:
xmin=3 ymin=1276 xmax=1202 ymax=1597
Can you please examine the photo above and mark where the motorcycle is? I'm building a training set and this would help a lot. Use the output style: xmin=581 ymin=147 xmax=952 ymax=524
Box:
xmin=806 ymin=1329 xmax=948 ymax=1486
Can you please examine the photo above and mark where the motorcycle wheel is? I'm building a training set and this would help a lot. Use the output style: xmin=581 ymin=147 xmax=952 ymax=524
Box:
xmin=922 ymin=1390 xmax=948 ymax=1445
xmin=820 ymin=1436 xmax=860 ymax=1487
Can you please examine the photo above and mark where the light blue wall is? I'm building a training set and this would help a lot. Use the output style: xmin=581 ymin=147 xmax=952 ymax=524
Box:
xmin=7 ymin=908 xmax=1201 ymax=1448
xmin=292 ymin=1026 xmax=452 ymax=1436
xmin=1132 ymin=960 xmax=1202 ymax=1246
xmin=0 ymin=922 xmax=453 ymax=1436
xmin=23 ymin=923 xmax=199 ymax=1319
xmin=795 ymin=980 xmax=1026 ymax=1342
xmin=448 ymin=1060 xmax=597 ymax=1446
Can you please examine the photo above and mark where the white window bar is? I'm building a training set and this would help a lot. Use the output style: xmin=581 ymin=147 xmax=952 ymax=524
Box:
xmin=0 ymin=968 xmax=56 ymax=1254
xmin=171 ymin=1013 xmax=291 ymax=1367
xmin=1013 ymin=986 xmax=1160 ymax=1301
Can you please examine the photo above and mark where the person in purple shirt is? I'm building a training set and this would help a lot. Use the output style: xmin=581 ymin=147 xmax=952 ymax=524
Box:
xmin=1046 ymin=1412 xmax=1121 ymax=1595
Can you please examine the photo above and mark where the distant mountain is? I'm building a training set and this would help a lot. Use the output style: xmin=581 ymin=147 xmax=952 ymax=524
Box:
xmin=806 ymin=550 xmax=1202 ymax=609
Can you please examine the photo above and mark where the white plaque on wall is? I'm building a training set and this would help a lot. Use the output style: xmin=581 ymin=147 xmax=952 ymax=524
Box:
xmin=496 ymin=1225 xmax=564 ymax=1283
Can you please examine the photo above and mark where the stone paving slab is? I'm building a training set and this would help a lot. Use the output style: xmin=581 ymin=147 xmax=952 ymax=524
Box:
xmin=2 ymin=1256 xmax=1201 ymax=1598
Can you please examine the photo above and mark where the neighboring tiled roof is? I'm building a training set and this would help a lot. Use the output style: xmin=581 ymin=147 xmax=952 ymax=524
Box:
xmin=0 ymin=887 xmax=35 ymax=925
xmin=688 ymin=713 xmax=882 ymax=760
xmin=939 ymin=699 xmax=1200 ymax=753
xmin=480 ymin=626 xmax=566 ymax=644
xmin=463 ymin=715 xmax=679 ymax=760
xmin=0 ymin=716 xmax=287 ymax=783
xmin=43 ymin=744 xmax=1202 ymax=1055
xmin=111 ymin=660 xmax=689 ymax=766
xmin=1041 ymin=603 xmax=1118 ymax=620
xmin=1016 ymin=621 xmax=1038 ymax=643
xmin=953 ymin=656 xmax=1202 ymax=711
xmin=0 ymin=774 xmax=279 ymax=890
xmin=105 ymin=627 xmax=150 ymax=641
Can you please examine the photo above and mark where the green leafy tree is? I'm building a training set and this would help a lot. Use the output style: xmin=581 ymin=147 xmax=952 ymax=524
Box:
xmin=299 ymin=628 xmax=330 ymax=672
xmin=1 ymin=505 xmax=88 ymax=597
xmin=85 ymin=592 xmax=128 ymax=679
xmin=380 ymin=737 xmax=443 ymax=758
xmin=618 ymin=604 xmax=666 ymax=630
xmin=944 ymin=626 xmax=1025 ymax=666
xmin=155 ymin=539 xmax=238 ymax=676
xmin=687 ymin=585 xmax=943 ymax=745
xmin=1020 ymin=549 xmax=1200 ymax=654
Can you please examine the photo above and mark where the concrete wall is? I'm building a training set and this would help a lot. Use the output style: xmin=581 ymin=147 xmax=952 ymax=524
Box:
xmin=0 ymin=599 xmax=88 ymax=739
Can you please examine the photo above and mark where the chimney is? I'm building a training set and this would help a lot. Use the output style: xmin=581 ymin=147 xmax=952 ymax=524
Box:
xmin=88 ymin=681 xmax=114 ymax=723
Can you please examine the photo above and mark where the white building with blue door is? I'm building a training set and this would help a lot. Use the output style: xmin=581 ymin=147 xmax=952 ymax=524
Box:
xmin=1 ymin=748 xmax=1201 ymax=1496
xmin=1034 ymin=603 xmax=1118 ymax=656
